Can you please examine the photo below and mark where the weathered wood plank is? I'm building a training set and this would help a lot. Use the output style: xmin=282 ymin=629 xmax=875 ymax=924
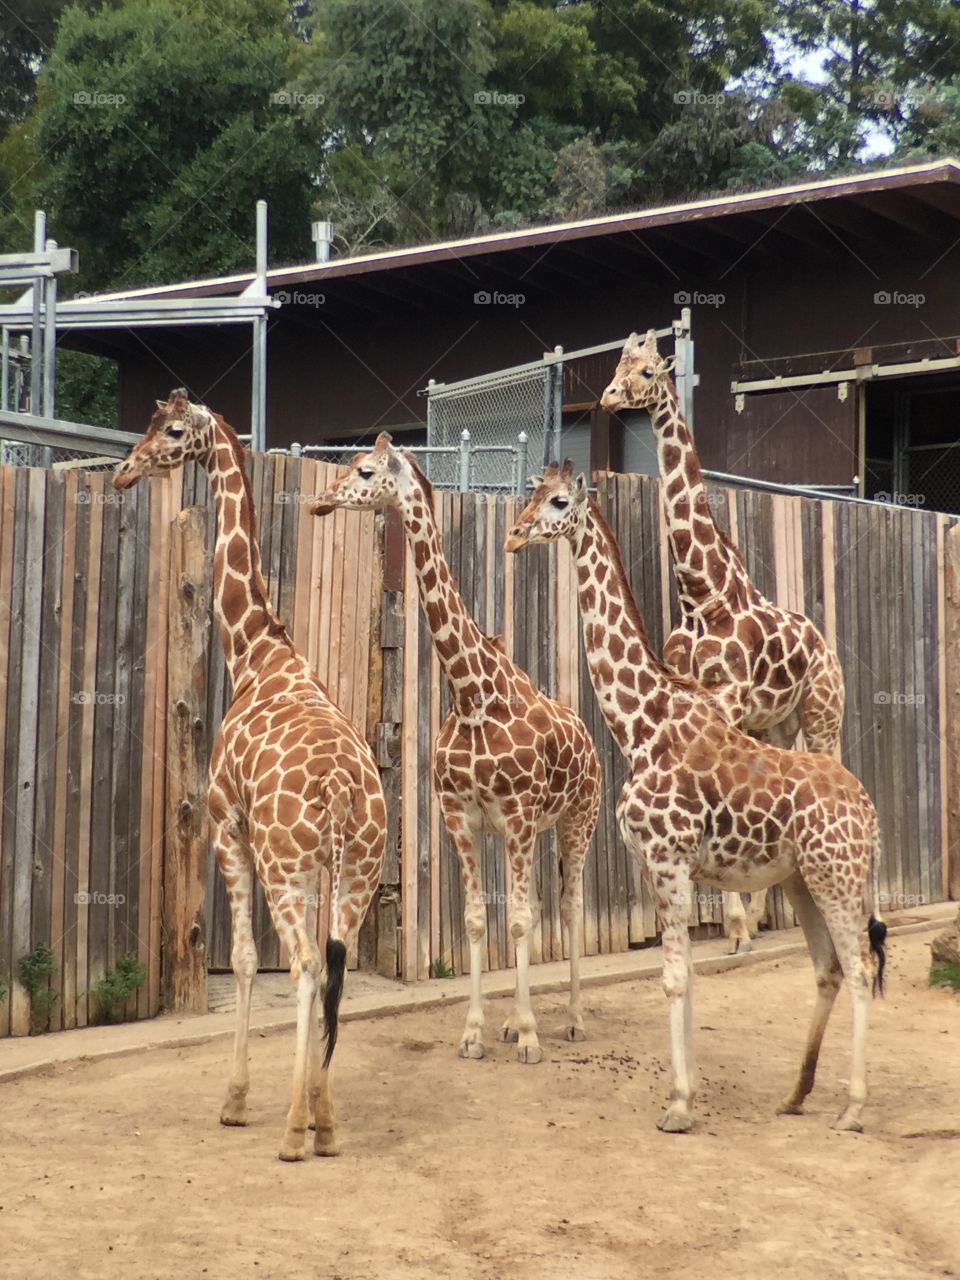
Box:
xmin=163 ymin=508 xmax=210 ymax=1012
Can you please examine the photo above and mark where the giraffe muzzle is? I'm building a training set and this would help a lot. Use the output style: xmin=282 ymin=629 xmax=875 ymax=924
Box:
xmin=309 ymin=494 xmax=337 ymax=517
xmin=504 ymin=526 xmax=528 ymax=553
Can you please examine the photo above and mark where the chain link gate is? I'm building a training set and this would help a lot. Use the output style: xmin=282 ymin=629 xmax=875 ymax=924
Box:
xmin=423 ymin=313 xmax=695 ymax=490
xmin=424 ymin=358 xmax=562 ymax=491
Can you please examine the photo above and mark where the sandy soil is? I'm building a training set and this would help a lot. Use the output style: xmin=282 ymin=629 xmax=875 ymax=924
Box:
xmin=1 ymin=930 xmax=958 ymax=1280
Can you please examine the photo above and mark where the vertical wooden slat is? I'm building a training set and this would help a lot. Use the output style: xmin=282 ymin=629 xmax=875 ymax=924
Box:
xmin=32 ymin=472 xmax=66 ymax=1024
xmin=401 ymin=532 xmax=420 ymax=981
xmin=0 ymin=468 xmax=21 ymax=1037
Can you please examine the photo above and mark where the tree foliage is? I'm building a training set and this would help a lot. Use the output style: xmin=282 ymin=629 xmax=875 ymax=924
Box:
xmin=2 ymin=0 xmax=960 ymax=289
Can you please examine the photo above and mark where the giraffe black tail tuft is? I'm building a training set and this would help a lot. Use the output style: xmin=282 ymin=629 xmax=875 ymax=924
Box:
xmin=322 ymin=937 xmax=347 ymax=1069
xmin=868 ymin=914 xmax=887 ymax=998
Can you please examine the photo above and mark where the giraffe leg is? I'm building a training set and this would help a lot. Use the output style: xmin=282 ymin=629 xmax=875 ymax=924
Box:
xmin=806 ymin=887 xmax=873 ymax=1133
xmin=441 ymin=804 xmax=487 ymax=1059
xmin=505 ymin=823 xmax=541 ymax=1064
xmin=776 ymin=872 xmax=842 ymax=1116
xmin=302 ymin=881 xmax=340 ymax=1155
xmin=558 ymin=813 xmax=590 ymax=1042
xmin=498 ymin=972 xmax=520 ymax=1043
xmin=654 ymin=870 xmax=697 ymax=1133
xmin=280 ymin=942 xmax=319 ymax=1161
xmin=723 ymin=891 xmax=752 ymax=954
xmin=215 ymin=825 xmax=258 ymax=1128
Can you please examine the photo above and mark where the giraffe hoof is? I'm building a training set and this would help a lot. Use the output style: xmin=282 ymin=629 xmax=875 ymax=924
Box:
xmin=458 ymin=1040 xmax=484 ymax=1060
xmin=565 ymin=1026 xmax=586 ymax=1042
xmin=278 ymin=1145 xmax=306 ymax=1162
xmin=832 ymin=1113 xmax=864 ymax=1134
xmin=777 ymin=1101 xmax=805 ymax=1116
xmin=657 ymin=1109 xmax=693 ymax=1133
xmin=499 ymin=1025 xmax=519 ymax=1043
xmin=219 ymin=1109 xmax=248 ymax=1128
xmin=516 ymin=1044 xmax=543 ymax=1065
xmin=314 ymin=1131 xmax=341 ymax=1157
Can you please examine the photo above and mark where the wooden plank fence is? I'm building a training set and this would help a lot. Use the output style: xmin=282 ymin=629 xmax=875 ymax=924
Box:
xmin=0 ymin=458 xmax=956 ymax=1035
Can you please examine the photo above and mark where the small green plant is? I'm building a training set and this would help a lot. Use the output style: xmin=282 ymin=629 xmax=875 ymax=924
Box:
xmin=0 ymin=977 xmax=8 ymax=1005
xmin=90 ymin=953 xmax=148 ymax=1023
xmin=17 ymin=942 xmax=58 ymax=1033
xmin=930 ymin=960 xmax=960 ymax=992
xmin=429 ymin=957 xmax=455 ymax=979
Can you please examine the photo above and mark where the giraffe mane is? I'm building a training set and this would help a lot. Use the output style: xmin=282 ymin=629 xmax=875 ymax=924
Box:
xmin=587 ymin=498 xmax=698 ymax=690
xmin=403 ymin=451 xmax=435 ymax=507
xmin=210 ymin=411 xmax=291 ymax=645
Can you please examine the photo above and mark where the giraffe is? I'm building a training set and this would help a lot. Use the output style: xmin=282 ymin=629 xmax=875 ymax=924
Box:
xmin=310 ymin=433 xmax=601 ymax=1062
xmin=601 ymin=330 xmax=846 ymax=952
xmin=505 ymin=463 xmax=886 ymax=1133
xmin=113 ymin=390 xmax=386 ymax=1161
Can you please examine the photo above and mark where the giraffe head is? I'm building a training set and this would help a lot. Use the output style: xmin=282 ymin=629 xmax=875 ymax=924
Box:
xmin=113 ymin=388 xmax=214 ymax=489
xmin=310 ymin=431 xmax=422 ymax=516
xmin=505 ymin=460 xmax=587 ymax=552
xmin=600 ymin=330 xmax=675 ymax=414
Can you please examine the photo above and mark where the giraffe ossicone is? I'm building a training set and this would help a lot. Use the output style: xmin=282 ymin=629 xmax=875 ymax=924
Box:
xmin=114 ymin=391 xmax=386 ymax=1162
xmin=602 ymin=330 xmax=846 ymax=950
xmin=506 ymin=465 xmax=886 ymax=1133
xmin=311 ymin=434 xmax=601 ymax=1062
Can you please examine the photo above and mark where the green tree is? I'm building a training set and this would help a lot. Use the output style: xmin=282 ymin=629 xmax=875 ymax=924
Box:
xmin=31 ymin=0 xmax=313 ymax=290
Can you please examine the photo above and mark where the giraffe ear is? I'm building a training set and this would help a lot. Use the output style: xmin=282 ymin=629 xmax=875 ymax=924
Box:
xmin=373 ymin=431 xmax=393 ymax=454
xmin=155 ymin=398 xmax=167 ymax=410
xmin=574 ymin=473 xmax=587 ymax=500
xmin=662 ymin=354 xmax=677 ymax=374
xmin=528 ymin=473 xmax=544 ymax=489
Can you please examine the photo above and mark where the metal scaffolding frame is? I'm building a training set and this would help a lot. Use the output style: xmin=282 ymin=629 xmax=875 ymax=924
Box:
xmin=0 ymin=202 xmax=278 ymax=454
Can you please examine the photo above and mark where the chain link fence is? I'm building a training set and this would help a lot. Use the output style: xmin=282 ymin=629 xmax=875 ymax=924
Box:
xmin=425 ymin=363 xmax=560 ymax=491
xmin=0 ymin=411 xmax=136 ymax=471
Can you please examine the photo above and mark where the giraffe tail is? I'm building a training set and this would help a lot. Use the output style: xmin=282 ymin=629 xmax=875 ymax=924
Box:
xmin=866 ymin=820 xmax=887 ymax=998
xmin=322 ymin=808 xmax=348 ymax=1069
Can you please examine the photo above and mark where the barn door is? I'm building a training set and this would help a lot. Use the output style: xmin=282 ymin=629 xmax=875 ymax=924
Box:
xmin=728 ymin=384 xmax=860 ymax=488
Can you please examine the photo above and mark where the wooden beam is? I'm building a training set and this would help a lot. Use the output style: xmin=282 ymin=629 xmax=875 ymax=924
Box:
xmin=163 ymin=507 xmax=210 ymax=1013
xmin=943 ymin=521 xmax=960 ymax=900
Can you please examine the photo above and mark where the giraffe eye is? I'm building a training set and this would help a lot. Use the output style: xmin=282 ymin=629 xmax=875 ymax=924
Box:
xmin=357 ymin=466 xmax=374 ymax=480
xmin=165 ymin=425 xmax=185 ymax=440
xmin=551 ymin=496 xmax=569 ymax=510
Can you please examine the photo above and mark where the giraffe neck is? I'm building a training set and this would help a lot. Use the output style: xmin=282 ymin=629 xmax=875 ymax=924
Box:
xmin=203 ymin=414 xmax=294 ymax=684
xmin=650 ymin=380 xmax=742 ymax=608
xmin=398 ymin=479 xmax=504 ymax=715
xmin=572 ymin=498 xmax=679 ymax=756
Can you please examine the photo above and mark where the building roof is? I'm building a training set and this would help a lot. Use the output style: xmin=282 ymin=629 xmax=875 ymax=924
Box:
xmin=87 ymin=159 xmax=960 ymax=303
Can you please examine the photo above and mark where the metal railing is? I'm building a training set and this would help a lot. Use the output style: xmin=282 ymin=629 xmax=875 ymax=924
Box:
xmin=0 ymin=408 xmax=138 ymax=469
xmin=263 ymin=430 xmax=531 ymax=494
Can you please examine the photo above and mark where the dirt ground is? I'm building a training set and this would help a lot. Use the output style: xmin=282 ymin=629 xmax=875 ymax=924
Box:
xmin=1 ymin=930 xmax=958 ymax=1280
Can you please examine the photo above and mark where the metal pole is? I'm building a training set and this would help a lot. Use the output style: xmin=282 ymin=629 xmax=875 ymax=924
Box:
xmin=552 ymin=344 xmax=563 ymax=465
xmin=251 ymin=200 xmax=268 ymax=452
xmin=1 ymin=327 xmax=8 ymax=412
xmin=425 ymin=379 xmax=435 ymax=482
xmin=43 ymin=238 xmax=57 ymax=418
xmin=675 ymin=305 xmax=695 ymax=427
xmin=30 ymin=210 xmax=45 ymax=414
xmin=459 ymin=428 xmax=471 ymax=492
xmin=516 ymin=430 xmax=528 ymax=495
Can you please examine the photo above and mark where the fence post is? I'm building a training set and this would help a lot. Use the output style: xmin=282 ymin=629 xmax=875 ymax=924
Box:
xmin=459 ymin=428 xmax=471 ymax=491
xmin=163 ymin=507 xmax=210 ymax=1014
xmin=944 ymin=523 xmax=960 ymax=900
xmin=516 ymin=430 xmax=529 ymax=495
